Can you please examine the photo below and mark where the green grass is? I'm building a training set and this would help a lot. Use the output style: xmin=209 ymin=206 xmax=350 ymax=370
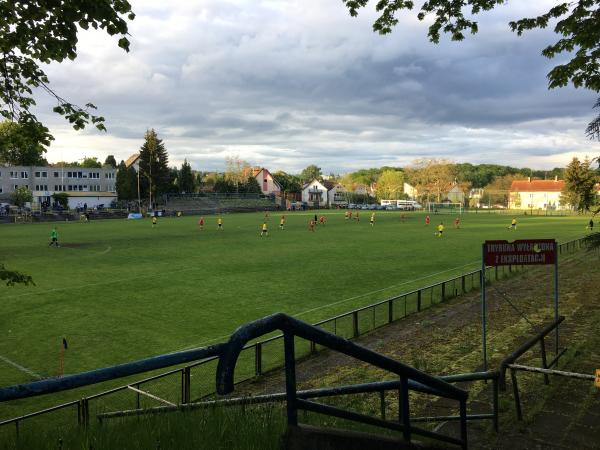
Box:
xmin=3 ymin=404 xmax=286 ymax=450
xmin=0 ymin=211 xmax=588 ymax=394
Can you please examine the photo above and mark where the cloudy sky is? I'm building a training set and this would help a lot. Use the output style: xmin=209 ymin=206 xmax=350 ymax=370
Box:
xmin=37 ymin=0 xmax=598 ymax=173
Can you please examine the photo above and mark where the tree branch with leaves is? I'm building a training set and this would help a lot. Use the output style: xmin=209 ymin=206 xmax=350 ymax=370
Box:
xmin=0 ymin=1 xmax=135 ymax=135
xmin=343 ymin=0 xmax=600 ymax=138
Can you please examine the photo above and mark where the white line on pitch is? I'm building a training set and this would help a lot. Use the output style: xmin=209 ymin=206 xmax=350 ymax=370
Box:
xmin=0 ymin=355 xmax=42 ymax=379
xmin=293 ymin=260 xmax=480 ymax=318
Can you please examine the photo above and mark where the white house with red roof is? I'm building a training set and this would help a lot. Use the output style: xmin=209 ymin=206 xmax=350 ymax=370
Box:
xmin=509 ymin=177 xmax=566 ymax=210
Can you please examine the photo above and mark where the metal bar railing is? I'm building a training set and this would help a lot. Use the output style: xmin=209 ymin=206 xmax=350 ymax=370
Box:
xmin=498 ymin=316 xmax=565 ymax=390
xmin=216 ymin=313 xmax=468 ymax=448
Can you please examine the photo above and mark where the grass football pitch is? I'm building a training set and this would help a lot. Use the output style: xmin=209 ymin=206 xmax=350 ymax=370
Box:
xmin=0 ymin=210 xmax=587 ymax=389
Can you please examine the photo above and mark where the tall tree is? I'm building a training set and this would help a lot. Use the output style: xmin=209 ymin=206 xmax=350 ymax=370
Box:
xmin=343 ymin=1 xmax=600 ymax=138
xmin=375 ymin=169 xmax=404 ymax=199
xmin=0 ymin=1 xmax=134 ymax=135
xmin=178 ymin=159 xmax=195 ymax=193
xmin=115 ymin=160 xmax=137 ymax=201
xmin=81 ymin=157 xmax=102 ymax=168
xmin=138 ymin=129 xmax=170 ymax=205
xmin=300 ymin=165 xmax=322 ymax=182
xmin=224 ymin=156 xmax=251 ymax=192
xmin=560 ymin=157 xmax=598 ymax=212
xmin=104 ymin=155 xmax=117 ymax=168
xmin=273 ymin=171 xmax=302 ymax=194
xmin=243 ymin=176 xmax=262 ymax=194
xmin=406 ymin=158 xmax=456 ymax=203
xmin=0 ymin=121 xmax=50 ymax=165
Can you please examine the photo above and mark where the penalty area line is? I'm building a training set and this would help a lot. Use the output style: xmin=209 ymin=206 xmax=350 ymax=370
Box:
xmin=0 ymin=355 xmax=42 ymax=380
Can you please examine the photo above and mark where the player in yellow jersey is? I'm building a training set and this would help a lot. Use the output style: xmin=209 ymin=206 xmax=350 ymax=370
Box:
xmin=436 ymin=222 xmax=444 ymax=237
xmin=509 ymin=218 xmax=517 ymax=230
xmin=279 ymin=215 xmax=285 ymax=230
xmin=152 ymin=216 xmax=157 ymax=227
xmin=217 ymin=217 xmax=223 ymax=230
xmin=260 ymin=222 xmax=268 ymax=237
xmin=370 ymin=212 xmax=375 ymax=226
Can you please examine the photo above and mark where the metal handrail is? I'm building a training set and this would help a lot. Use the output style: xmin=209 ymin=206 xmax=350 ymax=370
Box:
xmin=0 ymin=344 xmax=224 ymax=402
xmin=498 ymin=316 xmax=565 ymax=389
xmin=216 ymin=313 xmax=468 ymax=448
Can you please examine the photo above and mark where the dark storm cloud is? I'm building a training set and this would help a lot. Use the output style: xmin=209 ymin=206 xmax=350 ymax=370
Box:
xmin=39 ymin=0 xmax=597 ymax=172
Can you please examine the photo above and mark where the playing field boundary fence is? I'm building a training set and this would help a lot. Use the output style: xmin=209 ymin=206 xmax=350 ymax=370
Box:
xmin=0 ymin=236 xmax=588 ymax=437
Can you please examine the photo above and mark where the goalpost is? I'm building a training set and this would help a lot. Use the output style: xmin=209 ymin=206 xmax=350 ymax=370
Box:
xmin=427 ymin=202 xmax=464 ymax=215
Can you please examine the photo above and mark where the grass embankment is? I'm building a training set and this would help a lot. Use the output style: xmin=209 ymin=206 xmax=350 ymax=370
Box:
xmin=3 ymin=404 xmax=286 ymax=450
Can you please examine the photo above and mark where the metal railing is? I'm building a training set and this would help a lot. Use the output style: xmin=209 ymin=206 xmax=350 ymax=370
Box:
xmin=216 ymin=313 xmax=469 ymax=448
xmin=0 ymin=236 xmax=587 ymax=436
xmin=498 ymin=316 xmax=567 ymax=420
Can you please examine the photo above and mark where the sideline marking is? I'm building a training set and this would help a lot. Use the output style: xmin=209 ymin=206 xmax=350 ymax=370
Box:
xmin=294 ymin=260 xmax=481 ymax=318
xmin=0 ymin=355 xmax=42 ymax=380
xmin=175 ymin=260 xmax=481 ymax=352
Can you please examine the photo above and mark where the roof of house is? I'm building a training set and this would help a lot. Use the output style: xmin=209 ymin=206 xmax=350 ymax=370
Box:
xmin=510 ymin=180 xmax=565 ymax=192
xmin=125 ymin=153 xmax=139 ymax=168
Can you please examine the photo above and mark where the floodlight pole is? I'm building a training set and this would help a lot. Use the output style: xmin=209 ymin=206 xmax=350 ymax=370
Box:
xmin=481 ymin=244 xmax=487 ymax=371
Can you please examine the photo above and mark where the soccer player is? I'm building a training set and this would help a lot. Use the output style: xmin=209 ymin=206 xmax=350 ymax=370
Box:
xmin=260 ymin=222 xmax=268 ymax=237
xmin=436 ymin=222 xmax=444 ymax=237
xmin=345 ymin=210 xmax=350 ymax=220
xmin=198 ymin=216 xmax=205 ymax=230
xmin=314 ymin=213 xmax=318 ymax=223
xmin=349 ymin=210 xmax=353 ymax=220
xmin=454 ymin=217 xmax=461 ymax=229
xmin=279 ymin=215 xmax=285 ymax=230
xmin=355 ymin=211 xmax=360 ymax=222
xmin=152 ymin=216 xmax=157 ymax=227
xmin=587 ymin=218 xmax=594 ymax=231
xmin=509 ymin=218 xmax=517 ymax=230
xmin=264 ymin=210 xmax=270 ymax=221
xmin=217 ymin=217 xmax=223 ymax=230
xmin=319 ymin=215 xmax=326 ymax=226
xmin=400 ymin=213 xmax=405 ymax=223
xmin=49 ymin=227 xmax=59 ymax=247
xmin=425 ymin=215 xmax=430 ymax=226
xmin=309 ymin=218 xmax=316 ymax=232
xmin=370 ymin=212 xmax=375 ymax=226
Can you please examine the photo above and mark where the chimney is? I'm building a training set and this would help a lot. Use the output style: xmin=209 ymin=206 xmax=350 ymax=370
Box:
xmin=528 ymin=177 xmax=531 ymax=182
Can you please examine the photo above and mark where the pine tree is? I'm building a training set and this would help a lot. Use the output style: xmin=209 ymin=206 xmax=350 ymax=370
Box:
xmin=138 ymin=129 xmax=170 ymax=206
xmin=560 ymin=157 xmax=598 ymax=212
xmin=104 ymin=155 xmax=117 ymax=168
xmin=116 ymin=161 xmax=137 ymax=201
xmin=178 ymin=159 xmax=195 ymax=193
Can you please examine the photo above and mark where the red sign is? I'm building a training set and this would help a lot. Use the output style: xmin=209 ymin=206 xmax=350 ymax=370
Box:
xmin=484 ymin=239 xmax=556 ymax=266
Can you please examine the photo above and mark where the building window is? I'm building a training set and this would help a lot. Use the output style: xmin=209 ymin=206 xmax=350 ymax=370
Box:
xmin=10 ymin=171 xmax=18 ymax=179
xmin=53 ymin=172 xmax=59 ymax=178
xmin=68 ymin=185 xmax=73 ymax=191
xmin=14 ymin=184 xmax=18 ymax=189
xmin=20 ymin=171 xmax=29 ymax=178
xmin=0 ymin=187 xmax=2 ymax=193
xmin=34 ymin=171 xmax=48 ymax=178
xmin=67 ymin=171 xmax=72 ymax=178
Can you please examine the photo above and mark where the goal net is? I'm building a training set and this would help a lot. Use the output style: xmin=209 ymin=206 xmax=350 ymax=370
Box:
xmin=427 ymin=202 xmax=463 ymax=215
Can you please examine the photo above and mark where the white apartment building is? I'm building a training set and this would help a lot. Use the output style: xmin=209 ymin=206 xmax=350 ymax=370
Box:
xmin=0 ymin=165 xmax=117 ymax=208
